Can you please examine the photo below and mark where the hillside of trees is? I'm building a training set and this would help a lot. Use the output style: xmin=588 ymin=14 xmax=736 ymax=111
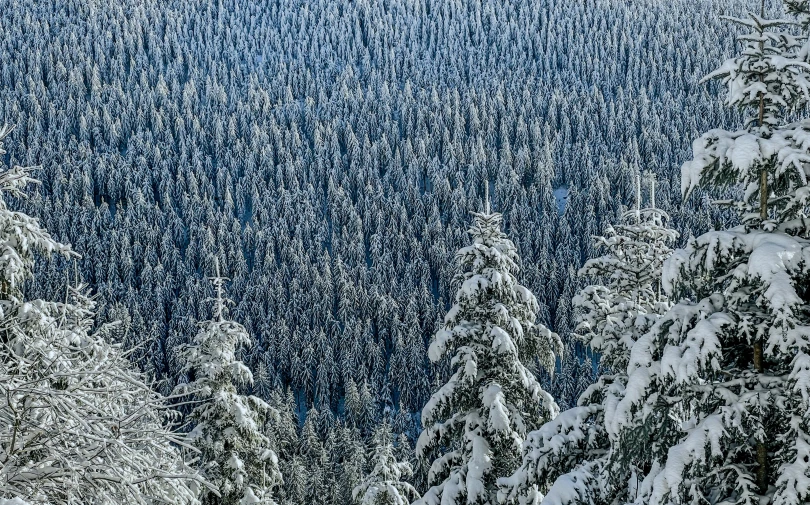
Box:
xmin=2 ymin=0 xmax=743 ymax=408
xmin=4 ymin=0 xmax=801 ymax=502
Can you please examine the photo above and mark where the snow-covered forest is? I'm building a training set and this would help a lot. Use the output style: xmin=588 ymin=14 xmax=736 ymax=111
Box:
xmin=2 ymin=0 xmax=810 ymax=502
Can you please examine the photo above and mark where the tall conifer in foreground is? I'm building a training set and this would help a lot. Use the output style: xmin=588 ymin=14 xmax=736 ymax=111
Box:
xmin=415 ymin=195 xmax=562 ymax=505
xmin=499 ymin=173 xmax=678 ymax=504
xmin=609 ymin=3 xmax=810 ymax=504
xmin=177 ymin=264 xmax=281 ymax=504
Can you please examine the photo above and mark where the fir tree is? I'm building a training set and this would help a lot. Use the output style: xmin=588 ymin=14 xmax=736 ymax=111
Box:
xmin=415 ymin=195 xmax=562 ymax=505
xmin=499 ymin=173 xmax=678 ymax=505
xmin=353 ymin=421 xmax=419 ymax=505
xmin=299 ymin=409 xmax=328 ymax=504
xmin=266 ymin=390 xmax=301 ymax=505
xmin=176 ymin=263 xmax=281 ymax=505
xmin=339 ymin=425 xmax=369 ymax=505
xmin=613 ymin=4 xmax=810 ymax=503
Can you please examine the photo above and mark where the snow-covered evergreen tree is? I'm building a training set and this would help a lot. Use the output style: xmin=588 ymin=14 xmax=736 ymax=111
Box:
xmin=0 ymin=126 xmax=203 ymax=504
xmin=265 ymin=389 xmax=301 ymax=505
xmin=550 ymin=342 xmax=580 ymax=412
xmin=352 ymin=421 xmax=419 ymax=505
xmin=415 ymin=196 xmax=562 ymax=505
xmin=336 ymin=425 xmax=368 ymax=505
xmin=176 ymin=264 xmax=281 ymax=505
xmin=682 ymin=6 xmax=810 ymax=228
xmin=499 ymin=173 xmax=678 ymax=505
xmin=298 ymin=409 xmax=328 ymax=504
xmin=610 ymin=4 xmax=810 ymax=504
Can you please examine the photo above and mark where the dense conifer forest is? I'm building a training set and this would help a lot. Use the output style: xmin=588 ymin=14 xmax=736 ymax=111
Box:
xmin=3 ymin=0 xmax=740 ymax=407
xmin=5 ymin=0 xmax=810 ymax=503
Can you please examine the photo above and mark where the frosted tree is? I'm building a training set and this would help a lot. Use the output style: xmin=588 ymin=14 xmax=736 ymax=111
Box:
xmin=499 ymin=173 xmax=678 ymax=505
xmin=0 ymin=0 xmax=773 ymax=494
xmin=681 ymin=5 xmax=810 ymax=228
xmin=265 ymin=390 xmax=301 ymax=505
xmin=298 ymin=410 xmax=328 ymax=503
xmin=551 ymin=341 xmax=586 ymax=411
xmin=176 ymin=263 xmax=281 ymax=505
xmin=352 ymin=421 xmax=419 ymax=505
xmin=336 ymin=425 xmax=368 ymax=505
xmin=610 ymin=4 xmax=810 ymax=504
xmin=415 ymin=195 xmax=562 ymax=505
xmin=575 ymin=173 xmax=678 ymax=375
xmin=0 ymin=126 xmax=204 ymax=504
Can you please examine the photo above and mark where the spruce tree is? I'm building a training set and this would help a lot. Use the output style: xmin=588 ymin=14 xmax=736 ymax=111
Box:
xmin=339 ymin=425 xmax=369 ymax=505
xmin=499 ymin=173 xmax=678 ymax=504
xmin=176 ymin=264 xmax=281 ymax=505
xmin=299 ymin=409 xmax=328 ymax=504
xmin=611 ymin=4 xmax=810 ymax=504
xmin=415 ymin=196 xmax=561 ymax=505
xmin=353 ymin=421 xmax=419 ymax=505
xmin=264 ymin=389 xmax=302 ymax=505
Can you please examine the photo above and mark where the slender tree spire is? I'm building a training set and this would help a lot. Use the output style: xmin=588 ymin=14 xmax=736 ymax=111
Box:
xmin=484 ymin=179 xmax=491 ymax=215
xmin=209 ymin=256 xmax=229 ymax=323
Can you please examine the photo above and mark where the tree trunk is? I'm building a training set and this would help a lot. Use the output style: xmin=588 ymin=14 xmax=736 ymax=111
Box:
xmin=760 ymin=168 xmax=767 ymax=223
xmin=753 ymin=340 xmax=767 ymax=494
xmin=755 ymin=8 xmax=768 ymax=492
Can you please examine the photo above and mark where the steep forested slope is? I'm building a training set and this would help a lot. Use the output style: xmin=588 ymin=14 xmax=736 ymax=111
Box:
xmin=0 ymin=0 xmax=744 ymax=426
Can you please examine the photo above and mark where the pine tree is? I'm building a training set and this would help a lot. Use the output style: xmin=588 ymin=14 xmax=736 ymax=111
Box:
xmin=499 ymin=173 xmax=678 ymax=505
xmin=299 ymin=409 xmax=328 ymax=505
xmin=415 ymin=195 xmax=562 ymax=505
xmin=683 ymin=4 xmax=810 ymax=228
xmin=176 ymin=264 xmax=281 ymax=505
xmin=338 ymin=425 xmax=369 ymax=505
xmin=266 ymin=389 xmax=301 ymax=505
xmin=281 ymin=457 xmax=307 ymax=505
xmin=353 ymin=421 xmax=419 ymax=505
xmin=551 ymin=341 xmax=582 ymax=411
xmin=0 ymin=126 xmax=203 ymax=504
xmin=612 ymin=4 xmax=810 ymax=503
